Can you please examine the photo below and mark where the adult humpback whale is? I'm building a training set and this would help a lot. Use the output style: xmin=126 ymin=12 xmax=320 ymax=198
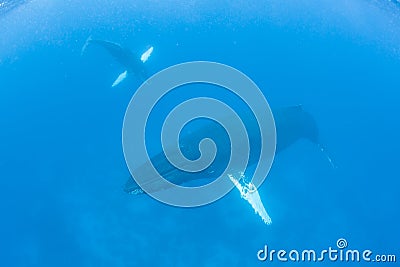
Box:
xmin=82 ymin=37 xmax=153 ymax=87
xmin=124 ymin=105 xmax=331 ymax=194
xmin=123 ymin=105 xmax=334 ymax=223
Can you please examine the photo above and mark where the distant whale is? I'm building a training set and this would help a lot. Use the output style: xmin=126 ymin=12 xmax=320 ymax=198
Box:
xmin=82 ymin=37 xmax=153 ymax=87
xmin=124 ymin=105 xmax=333 ymax=194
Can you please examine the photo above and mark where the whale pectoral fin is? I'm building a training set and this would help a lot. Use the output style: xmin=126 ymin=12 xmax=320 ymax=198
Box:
xmin=228 ymin=172 xmax=272 ymax=225
xmin=112 ymin=70 xmax=128 ymax=87
xmin=318 ymin=144 xmax=338 ymax=169
xmin=140 ymin=46 xmax=154 ymax=63
xmin=81 ymin=35 xmax=92 ymax=56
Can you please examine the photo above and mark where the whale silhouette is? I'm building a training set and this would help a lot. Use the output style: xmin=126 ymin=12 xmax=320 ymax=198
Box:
xmin=123 ymin=105 xmax=331 ymax=195
xmin=82 ymin=37 xmax=153 ymax=87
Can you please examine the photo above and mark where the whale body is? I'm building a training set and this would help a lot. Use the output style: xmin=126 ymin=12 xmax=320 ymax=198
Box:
xmin=82 ymin=37 xmax=153 ymax=87
xmin=124 ymin=105 xmax=321 ymax=194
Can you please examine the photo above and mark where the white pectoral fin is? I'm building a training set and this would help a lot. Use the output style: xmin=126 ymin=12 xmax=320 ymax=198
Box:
xmin=140 ymin=46 xmax=154 ymax=63
xmin=81 ymin=35 xmax=92 ymax=56
xmin=112 ymin=70 xmax=128 ymax=87
xmin=228 ymin=172 xmax=272 ymax=225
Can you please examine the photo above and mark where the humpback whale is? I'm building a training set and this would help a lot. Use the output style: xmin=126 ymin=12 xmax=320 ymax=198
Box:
xmin=123 ymin=105 xmax=335 ymax=224
xmin=124 ymin=105 xmax=331 ymax=195
xmin=82 ymin=37 xmax=153 ymax=87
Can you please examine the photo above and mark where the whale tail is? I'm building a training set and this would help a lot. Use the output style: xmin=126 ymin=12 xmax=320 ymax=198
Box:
xmin=81 ymin=35 xmax=92 ymax=56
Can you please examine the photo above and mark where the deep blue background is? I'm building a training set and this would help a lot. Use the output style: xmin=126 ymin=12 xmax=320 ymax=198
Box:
xmin=0 ymin=1 xmax=399 ymax=266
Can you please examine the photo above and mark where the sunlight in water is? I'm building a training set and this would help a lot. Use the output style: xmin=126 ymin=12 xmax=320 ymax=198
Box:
xmin=228 ymin=172 xmax=272 ymax=225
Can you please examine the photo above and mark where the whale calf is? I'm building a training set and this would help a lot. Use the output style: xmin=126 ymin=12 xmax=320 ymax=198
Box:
xmin=82 ymin=37 xmax=153 ymax=87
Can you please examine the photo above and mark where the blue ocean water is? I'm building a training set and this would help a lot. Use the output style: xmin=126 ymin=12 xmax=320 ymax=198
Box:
xmin=1 ymin=1 xmax=399 ymax=266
